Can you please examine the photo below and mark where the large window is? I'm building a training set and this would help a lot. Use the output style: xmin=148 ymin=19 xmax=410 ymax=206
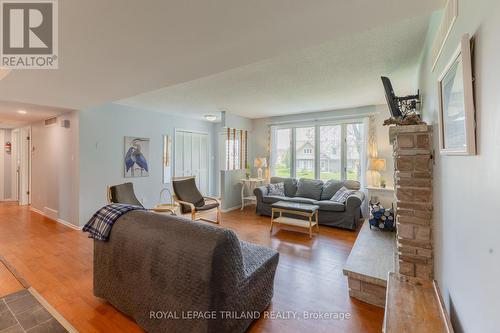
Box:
xmin=271 ymin=122 xmax=365 ymax=181
xmin=271 ymin=128 xmax=291 ymax=177
xmin=295 ymin=127 xmax=315 ymax=179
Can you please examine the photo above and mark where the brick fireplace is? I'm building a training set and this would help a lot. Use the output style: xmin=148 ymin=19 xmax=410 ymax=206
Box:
xmin=391 ymin=124 xmax=434 ymax=280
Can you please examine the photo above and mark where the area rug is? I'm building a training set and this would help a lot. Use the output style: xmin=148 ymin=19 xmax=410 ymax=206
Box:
xmin=0 ymin=256 xmax=78 ymax=333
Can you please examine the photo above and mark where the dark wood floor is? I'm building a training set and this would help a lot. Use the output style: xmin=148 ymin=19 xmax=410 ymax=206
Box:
xmin=0 ymin=202 xmax=383 ymax=332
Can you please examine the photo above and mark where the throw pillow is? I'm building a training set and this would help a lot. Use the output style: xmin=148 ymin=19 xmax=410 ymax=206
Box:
xmin=295 ymin=178 xmax=323 ymax=200
xmin=267 ymin=182 xmax=285 ymax=196
xmin=330 ymin=186 xmax=355 ymax=204
xmin=320 ymin=179 xmax=344 ymax=200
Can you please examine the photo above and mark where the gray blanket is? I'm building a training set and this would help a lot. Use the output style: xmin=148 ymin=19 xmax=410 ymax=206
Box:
xmin=93 ymin=211 xmax=279 ymax=333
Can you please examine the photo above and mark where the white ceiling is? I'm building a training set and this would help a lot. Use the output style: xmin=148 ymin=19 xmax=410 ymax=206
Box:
xmin=0 ymin=101 xmax=71 ymax=129
xmin=0 ymin=0 xmax=442 ymax=118
xmin=117 ymin=14 xmax=431 ymax=119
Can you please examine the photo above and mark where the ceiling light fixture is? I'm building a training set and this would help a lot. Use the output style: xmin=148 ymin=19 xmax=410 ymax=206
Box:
xmin=17 ymin=110 xmax=27 ymax=114
xmin=204 ymin=114 xmax=217 ymax=122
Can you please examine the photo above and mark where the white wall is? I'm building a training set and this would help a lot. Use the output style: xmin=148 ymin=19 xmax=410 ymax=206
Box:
xmin=418 ymin=1 xmax=500 ymax=332
xmin=31 ymin=111 xmax=80 ymax=226
xmin=79 ymin=103 xmax=216 ymax=225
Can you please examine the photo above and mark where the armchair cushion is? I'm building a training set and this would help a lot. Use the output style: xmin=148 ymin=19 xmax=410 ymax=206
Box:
xmin=109 ymin=182 xmax=143 ymax=207
xmin=195 ymin=202 xmax=219 ymax=212
xmin=172 ymin=177 xmax=205 ymax=213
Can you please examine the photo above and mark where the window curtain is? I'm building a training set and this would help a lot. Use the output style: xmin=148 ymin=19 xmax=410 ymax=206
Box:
xmin=226 ymin=128 xmax=248 ymax=170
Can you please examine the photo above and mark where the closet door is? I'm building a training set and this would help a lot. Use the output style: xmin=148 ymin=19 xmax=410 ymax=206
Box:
xmin=174 ymin=130 xmax=210 ymax=195
xmin=199 ymin=134 xmax=209 ymax=194
xmin=174 ymin=131 xmax=184 ymax=177
xmin=191 ymin=133 xmax=201 ymax=188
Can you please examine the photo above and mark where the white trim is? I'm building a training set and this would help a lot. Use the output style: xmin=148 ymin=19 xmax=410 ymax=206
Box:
xmin=0 ymin=198 xmax=14 ymax=202
xmin=30 ymin=207 xmax=82 ymax=230
xmin=28 ymin=287 xmax=79 ymax=333
xmin=221 ymin=205 xmax=243 ymax=213
xmin=267 ymin=113 xmax=372 ymax=128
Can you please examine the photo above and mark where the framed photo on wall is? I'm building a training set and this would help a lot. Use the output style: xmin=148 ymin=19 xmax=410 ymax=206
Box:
xmin=124 ymin=137 xmax=150 ymax=177
xmin=437 ymin=33 xmax=476 ymax=155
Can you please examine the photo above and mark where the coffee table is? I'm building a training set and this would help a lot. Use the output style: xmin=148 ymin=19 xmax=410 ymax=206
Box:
xmin=271 ymin=201 xmax=320 ymax=238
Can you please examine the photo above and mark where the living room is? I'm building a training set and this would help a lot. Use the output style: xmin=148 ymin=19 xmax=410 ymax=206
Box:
xmin=0 ymin=0 xmax=499 ymax=332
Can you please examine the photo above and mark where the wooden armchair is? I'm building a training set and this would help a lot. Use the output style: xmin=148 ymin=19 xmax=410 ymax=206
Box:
xmin=172 ymin=176 xmax=221 ymax=224
xmin=107 ymin=182 xmax=144 ymax=207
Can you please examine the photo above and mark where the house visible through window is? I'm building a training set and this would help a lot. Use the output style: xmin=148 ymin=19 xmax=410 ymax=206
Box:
xmin=271 ymin=122 xmax=365 ymax=181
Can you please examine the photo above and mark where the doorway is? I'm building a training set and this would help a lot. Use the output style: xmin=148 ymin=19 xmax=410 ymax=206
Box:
xmin=17 ymin=127 xmax=31 ymax=205
xmin=174 ymin=129 xmax=210 ymax=195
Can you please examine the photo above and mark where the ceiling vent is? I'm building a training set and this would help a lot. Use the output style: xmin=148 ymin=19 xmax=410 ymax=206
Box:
xmin=431 ymin=0 xmax=458 ymax=72
xmin=44 ymin=117 xmax=57 ymax=127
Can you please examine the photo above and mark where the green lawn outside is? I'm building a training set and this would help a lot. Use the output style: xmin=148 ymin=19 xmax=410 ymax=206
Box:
xmin=275 ymin=167 xmax=359 ymax=181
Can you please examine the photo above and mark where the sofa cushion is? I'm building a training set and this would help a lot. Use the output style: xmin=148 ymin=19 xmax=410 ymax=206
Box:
xmin=288 ymin=197 xmax=317 ymax=205
xmin=295 ymin=178 xmax=323 ymax=200
xmin=267 ymin=182 xmax=285 ymax=196
xmin=262 ymin=195 xmax=289 ymax=204
xmin=313 ymin=200 xmax=345 ymax=212
xmin=270 ymin=177 xmax=298 ymax=197
xmin=331 ymin=186 xmax=355 ymax=204
xmin=320 ymin=180 xmax=344 ymax=200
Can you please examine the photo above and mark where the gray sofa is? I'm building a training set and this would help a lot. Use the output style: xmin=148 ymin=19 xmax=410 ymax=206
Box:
xmin=94 ymin=210 xmax=279 ymax=333
xmin=254 ymin=177 xmax=365 ymax=230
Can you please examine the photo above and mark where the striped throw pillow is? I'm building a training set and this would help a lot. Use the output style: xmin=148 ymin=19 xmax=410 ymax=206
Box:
xmin=330 ymin=186 xmax=355 ymax=204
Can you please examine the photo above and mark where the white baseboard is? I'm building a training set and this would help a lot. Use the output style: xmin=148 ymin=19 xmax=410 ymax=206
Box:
xmin=221 ymin=205 xmax=244 ymax=213
xmin=30 ymin=207 xmax=82 ymax=231
xmin=0 ymin=198 xmax=15 ymax=202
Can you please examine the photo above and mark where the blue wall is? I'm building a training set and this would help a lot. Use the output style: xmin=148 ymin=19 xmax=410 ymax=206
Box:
xmin=79 ymin=103 xmax=216 ymax=225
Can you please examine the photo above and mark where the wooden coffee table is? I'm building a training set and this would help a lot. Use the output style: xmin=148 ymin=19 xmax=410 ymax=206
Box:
xmin=270 ymin=201 xmax=320 ymax=238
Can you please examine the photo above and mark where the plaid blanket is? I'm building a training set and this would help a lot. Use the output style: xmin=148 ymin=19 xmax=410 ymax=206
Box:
xmin=83 ymin=204 xmax=144 ymax=241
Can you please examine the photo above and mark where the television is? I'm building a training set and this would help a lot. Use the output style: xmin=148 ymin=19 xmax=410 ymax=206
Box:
xmin=381 ymin=76 xmax=402 ymax=118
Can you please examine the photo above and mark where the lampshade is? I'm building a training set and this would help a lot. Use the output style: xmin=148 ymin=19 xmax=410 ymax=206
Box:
xmin=254 ymin=157 xmax=267 ymax=168
xmin=367 ymin=158 xmax=386 ymax=171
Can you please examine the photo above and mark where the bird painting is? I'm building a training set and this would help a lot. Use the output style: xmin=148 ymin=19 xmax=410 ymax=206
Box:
xmin=124 ymin=137 xmax=150 ymax=177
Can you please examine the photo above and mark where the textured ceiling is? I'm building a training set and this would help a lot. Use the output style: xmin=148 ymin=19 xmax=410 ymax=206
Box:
xmin=117 ymin=14 xmax=431 ymax=119
xmin=0 ymin=0 xmax=442 ymax=117
xmin=0 ymin=101 xmax=72 ymax=129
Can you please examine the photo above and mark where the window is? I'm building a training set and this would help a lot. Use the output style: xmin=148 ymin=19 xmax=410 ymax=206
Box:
xmin=271 ymin=122 xmax=365 ymax=181
xmin=319 ymin=125 xmax=342 ymax=180
xmin=295 ymin=127 xmax=315 ymax=179
xmin=271 ymin=128 xmax=291 ymax=177
xmin=222 ymin=128 xmax=248 ymax=170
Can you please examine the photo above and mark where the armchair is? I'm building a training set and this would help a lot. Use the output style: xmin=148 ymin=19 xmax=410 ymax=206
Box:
xmin=172 ymin=176 xmax=221 ymax=224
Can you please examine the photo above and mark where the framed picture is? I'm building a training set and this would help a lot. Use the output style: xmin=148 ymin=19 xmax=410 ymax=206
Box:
xmin=124 ymin=137 xmax=150 ymax=177
xmin=437 ymin=33 xmax=476 ymax=155
xmin=163 ymin=135 xmax=172 ymax=184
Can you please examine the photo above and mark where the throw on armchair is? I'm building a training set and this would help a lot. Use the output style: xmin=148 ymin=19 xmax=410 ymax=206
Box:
xmin=254 ymin=177 xmax=365 ymax=230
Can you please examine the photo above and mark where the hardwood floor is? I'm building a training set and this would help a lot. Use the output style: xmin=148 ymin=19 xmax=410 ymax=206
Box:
xmin=0 ymin=202 xmax=383 ymax=332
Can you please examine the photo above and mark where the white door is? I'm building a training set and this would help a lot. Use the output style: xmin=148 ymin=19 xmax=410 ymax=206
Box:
xmin=18 ymin=127 xmax=31 ymax=206
xmin=11 ymin=129 xmax=19 ymax=201
xmin=0 ymin=130 xmax=4 ymax=201
xmin=175 ymin=130 xmax=210 ymax=195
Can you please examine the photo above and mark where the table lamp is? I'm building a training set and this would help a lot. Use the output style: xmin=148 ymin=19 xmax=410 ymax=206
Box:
xmin=367 ymin=158 xmax=386 ymax=187
xmin=254 ymin=157 xmax=267 ymax=179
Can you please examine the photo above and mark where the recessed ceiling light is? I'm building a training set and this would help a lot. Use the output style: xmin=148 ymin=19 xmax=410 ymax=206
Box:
xmin=204 ymin=114 xmax=217 ymax=122
xmin=17 ymin=110 xmax=27 ymax=114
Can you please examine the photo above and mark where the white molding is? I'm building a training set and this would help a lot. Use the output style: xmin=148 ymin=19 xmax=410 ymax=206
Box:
xmin=30 ymin=207 xmax=82 ymax=230
xmin=221 ymin=205 xmax=243 ymax=213
xmin=0 ymin=198 xmax=14 ymax=202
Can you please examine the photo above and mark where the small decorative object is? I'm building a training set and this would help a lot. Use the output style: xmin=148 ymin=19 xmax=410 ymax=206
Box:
xmin=254 ymin=157 xmax=267 ymax=179
xmin=381 ymin=76 xmax=421 ymax=126
xmin=369 ymin=201 xmax=395 ymax=231
xmin=4 ymin=142 xmax=11 ymax=153
xmin=367 ymin=158 xmax=386 ymax=187
xmin=163 ymin=135 xmax=172 ymax=183
xmin=380 ymin=177 xmax=386 ymax=188
xmin=124 ymin=137 xmax=150 ymax=178
xmin=437 ymin=33 xmax=476 ymax=155
xmin=245 ymin=163 xmax=251 ymax=179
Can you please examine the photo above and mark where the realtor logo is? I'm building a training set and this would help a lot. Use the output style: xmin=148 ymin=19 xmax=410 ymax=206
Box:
xmin=0 ymin=0 xmax=58 ymax=69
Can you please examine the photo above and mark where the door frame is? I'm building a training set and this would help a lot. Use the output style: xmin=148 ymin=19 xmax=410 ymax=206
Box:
xmin=11 ymin=129 xmax=19 ymax=201
xmin=174 ymin=128 xmax=211 ymax=195
xmin=18 ymin=126 xmax=31 ymax=206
